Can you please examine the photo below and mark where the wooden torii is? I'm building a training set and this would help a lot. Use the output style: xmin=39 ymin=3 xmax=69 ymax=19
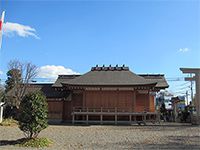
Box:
xmin=180 ymin=68 xmax=200 ymax=125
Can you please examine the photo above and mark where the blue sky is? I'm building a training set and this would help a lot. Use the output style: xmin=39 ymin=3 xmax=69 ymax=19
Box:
xmin=0 ymin=0 xmax=199 ymax=95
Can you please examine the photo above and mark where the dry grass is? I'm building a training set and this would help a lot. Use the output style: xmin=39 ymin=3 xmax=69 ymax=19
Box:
xmin=0 ymin=118 xmax=18 ymax=126
xmin=18 ymin=137 xmax=53 ymax=148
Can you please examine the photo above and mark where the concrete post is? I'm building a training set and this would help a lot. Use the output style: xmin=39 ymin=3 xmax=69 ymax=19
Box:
xmin=0 ymin=102 xmax=5 ymax=123
xmin=0 ymin=106 xmax=3 ymax=123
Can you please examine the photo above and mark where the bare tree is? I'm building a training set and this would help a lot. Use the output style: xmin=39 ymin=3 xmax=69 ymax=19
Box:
xmin=5 ymin=60 xmax=38 ymax=108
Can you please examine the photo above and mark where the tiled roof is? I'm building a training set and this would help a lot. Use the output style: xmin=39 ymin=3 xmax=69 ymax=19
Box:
xmin=7 ymin=84 xmax=65 ymax=99
xmin=52 ymin=75 xmax=81 ymax=87
xmin=139 ymin=74 xmax=169 ymax=89
xmin=61 ymin=65 xmax=157 ymax=86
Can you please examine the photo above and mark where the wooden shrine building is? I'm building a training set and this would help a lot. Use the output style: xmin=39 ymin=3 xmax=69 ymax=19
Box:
xmin=16 ymin=65 xmax=169 ymax=124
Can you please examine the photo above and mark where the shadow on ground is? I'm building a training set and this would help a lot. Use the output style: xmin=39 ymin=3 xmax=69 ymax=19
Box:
xmin=0 ymin=138 xmax=26 ymax=146
xmin=144 ymin=136 xmax=200 ymax=150
xmin=91 ymin=135 xmax=200 ymax=150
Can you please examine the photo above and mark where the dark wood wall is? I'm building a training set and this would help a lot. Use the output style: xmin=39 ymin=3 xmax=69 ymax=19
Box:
xmin=63 ymin=100 xmax=72 ymax=121
xmin=47 ymin=100 xmax=63 ymax=120
xmin=149 ymin=95 xmax=155 ymax=112
xmin=60 ymin=89 xmax=156 ymax=121
xmin=81 ymin=90 xmax=154 ymax=112
xmin=62 ymin=92 xmax=83 ymax=121
xmin=135 ymin=93 xmax=148 ymax=112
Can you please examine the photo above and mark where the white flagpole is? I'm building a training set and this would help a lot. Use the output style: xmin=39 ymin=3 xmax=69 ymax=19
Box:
xmin=0 ymin=11 xmax=5 ymax=123
xmin=0 ymin=11 xmax=5 ymax=50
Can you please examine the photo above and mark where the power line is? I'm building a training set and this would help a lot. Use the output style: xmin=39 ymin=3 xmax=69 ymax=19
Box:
xmin=177 ymin=82 xmax=190 ymax=86
xmin=166 ymin=78 xmax=185 ymax=81
xmin=175 ymin=85 xmax=191 ymax=90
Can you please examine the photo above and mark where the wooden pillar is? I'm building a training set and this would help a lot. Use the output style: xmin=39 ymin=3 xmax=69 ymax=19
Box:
xmin=133 ymin=115 xmax=135 ymax=122
xmin=72 ymin=114 xmax=75 ymax=124
xmin=144 ymin=91 xmax=147 ymax=112
xmin=117 ymin=89 xmax=119 ymax=111
xmin=133 ymin=90 xmax=136 ymax=112
xmin=148 ymin=90 xmax=151 ymax=112
xmin=115 ymin=107 xmax=117 ymax=125
xmin=86 ymin=107 xmax=89 ymax=124
xmin=115 ymin=115 xmax=117 ymax=125
xmin=100 ymin=115 xmax=103 ymax=125
xmin=83 ymin=90 xmax=86 ymax=107
xmin=100 ymin=107 xmax=103 ymax=124
xmin=100 ymin=88 xmax=102 ymax=108
xmin=130 ymin=90 xmax=133 ymax=112
xmin=144 ymin=113 xmax=147 ymax=125
xmin=86 ymin=115 xmax=88 ymax=125
xmin=62 ymin=100 xmax=65 ymax=121
xmin=72 ymin=107 xmax=75 ymax=124
xmin=129 ymin=115 xmax=132 ymax=124
xmin=71 ymin=92 xmax=74 ymax=122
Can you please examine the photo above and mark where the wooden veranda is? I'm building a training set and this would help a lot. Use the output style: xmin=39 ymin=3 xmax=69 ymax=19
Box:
xmin=72 ymin=107 xmax=160 ymax=125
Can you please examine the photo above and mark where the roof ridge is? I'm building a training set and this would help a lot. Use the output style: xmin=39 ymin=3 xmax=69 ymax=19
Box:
xmin=91 ymin=65 xmax=129 ymax=71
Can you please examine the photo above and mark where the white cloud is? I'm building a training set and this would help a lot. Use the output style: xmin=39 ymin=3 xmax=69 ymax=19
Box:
xmin=179 ymin=48 xmax=190 ymax=52
xmin=0 ymin=70 xmax=3 ymax=75
xmin=38 ymin=65 xmax=80 ymax=79
xmin=3 ymin=22 xmax=40 ymax=39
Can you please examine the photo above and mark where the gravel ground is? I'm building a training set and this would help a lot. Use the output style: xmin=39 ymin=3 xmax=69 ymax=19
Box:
xmin=0 ymin=123 xmax=200 ymax=150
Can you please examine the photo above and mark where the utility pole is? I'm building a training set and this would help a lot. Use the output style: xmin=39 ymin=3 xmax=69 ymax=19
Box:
xmin=191 ymin=80 xmax=194 ymax=103
xmin=186 ymin=91 xmax=188 ymax=106
xmin=180 ymin=68 xmax=200 ymax=125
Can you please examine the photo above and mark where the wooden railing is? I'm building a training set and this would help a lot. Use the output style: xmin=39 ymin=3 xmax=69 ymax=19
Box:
xmin=71 ymin=107 xmax=160 ymax=125
xmin=73 ymin=107 xmax=134 ymax=113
